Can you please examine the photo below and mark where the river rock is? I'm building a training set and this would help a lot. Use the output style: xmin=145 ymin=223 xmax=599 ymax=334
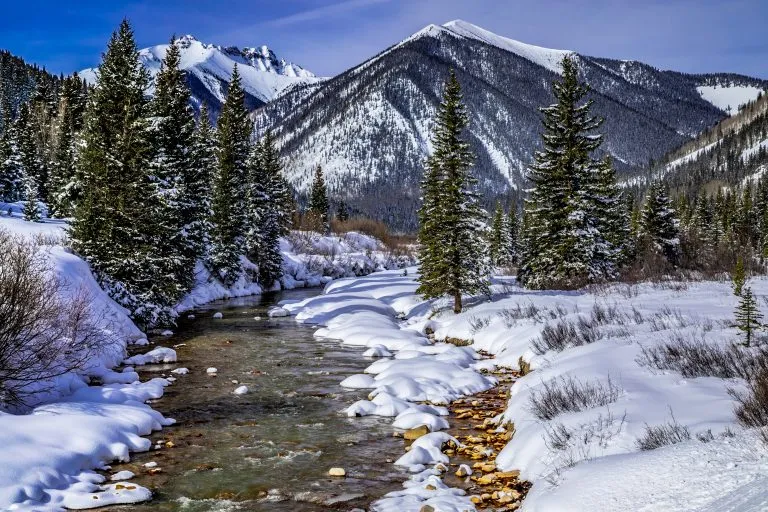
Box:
xmin=420 ymin=506 xmax=436 ymax=512
xmin=403 ymin=425 xmax=430 ymax=441
xmin=234 ymin=385 xmax=249 ymax=395
xmin=213 ymin=312 xmax=223 ymax=319
xmin=206 ymin=367 xmax=218 ymax=375
xmin=328 ymin=467 xmax=346 ymax=477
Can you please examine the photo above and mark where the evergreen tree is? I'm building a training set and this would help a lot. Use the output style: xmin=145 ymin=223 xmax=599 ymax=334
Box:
xmin=733 ymin=255 xmax=746 ymax=297
xmin=245 ymin=130 xmax=286 ymax=288
xmin=308 ymin=164 xmax=329 ymax=232
xmin=336 ymin=200 xmax=350 ymax=222
xmin=507 ymin=205 xmax=520 ymax=265
xmin=489 ymin=201 xmax=511 ymax=267
xmin=734 ymin=286 xmax=762 ymax=347
xmin=208 ymin=64 xmax=251 ymax=285
xmin=188 ymin=103 xmax=216 ymax=259
xmin=416 ymin=70 xmax=489 ymax=313
xmin=519 ymin=55 xmax=619 ymax=289
xmin=148 ymin=36 xmax=197 ymax=296
xmin=639 ymin=181 xmax=680 ymax=264
xmin=49 ymin=73 xmax=87 ymax=217
xmin=593 ymin=156 xmax=631 ymax=273
xmin=0 ymin=119 xmax=24 ymax=201
xmin=22 ymin=176 xmax=41 ymax=221
xmin=70 ymin=20 xmax=163 ymax=326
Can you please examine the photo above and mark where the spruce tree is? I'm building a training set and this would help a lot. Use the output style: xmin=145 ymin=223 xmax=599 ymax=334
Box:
xmin=489 ymin=201 xmax=511 ymax=267
xmin=733 ymin=255 xmax=746 ymax=296
xmin=507 ymin=205 xmax=520 ymax=265
xmin=593 ymin=156 xmax=631 ymax=272
xmin=416 ymin=70 xmax=489 ymax=313
xmin=49 ymin=73 xmax=87 ymax=217
xmin=639 ymin=181 xmax=680 ymax=264
xmin=208 ymin=64 xmax=251 ymax=285
xmin=0 ymin=119 xmax=24 ymax=202
xmin=245 ymin=130 xmax=286 ymax=288
xmin=148 ymin=36 xmax=197 ymax=297
xmin=735 ymin=286 xmax=762 ymax=347
xmin=22 ymin=175 xmax=41 ymax=221
xmin=308 ymin=164 xmax=329 ymax=232
xmin=188 ymin=103 xmax=216 ymax=260
xmin=519 ymin=55 xmax=619 ymax=289
xmin=70 ymin=20 xmax=163 ymax=326
xmin=336 ymin=201 xmax=350 ymax=222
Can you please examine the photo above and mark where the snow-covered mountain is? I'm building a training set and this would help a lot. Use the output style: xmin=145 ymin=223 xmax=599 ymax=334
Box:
xmin=253 ymin=20 xmax=767 ymax=230
xmin=656 ymin=89 xmax=768 ymax=193
xmin=81 ymin=35 xmax=322 ymax=118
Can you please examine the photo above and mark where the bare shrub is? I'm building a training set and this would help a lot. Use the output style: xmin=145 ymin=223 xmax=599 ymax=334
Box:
xmin=469 ymin=315 xmax=492 ymax=335
xmin=648 ymin=306 xmax=690 ymax=331
xmin=0 ymin=230 xmax=110 ymax=408
xmin=543 ymin=409 xmax=627 ymax=478
xmin=636 ymin=410 xmax=691 ymax=450
xmin=532 ymin=316 xmax=608 ymax=355
xmin=529 ymin=375 xmax=622 ymax=420
xmin=729 ymin=366 xmax=768 ymax=443
xmin=637 ymin=333 xmax=768 ymax=380
xmin=496 ymin=302 xmax=548 ymax=328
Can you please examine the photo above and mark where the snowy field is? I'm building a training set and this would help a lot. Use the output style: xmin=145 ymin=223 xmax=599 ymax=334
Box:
xmin=281 ymin=269 xmax=768 ymax=512
xmin=0 ymin=212 xmax=411 ymax=511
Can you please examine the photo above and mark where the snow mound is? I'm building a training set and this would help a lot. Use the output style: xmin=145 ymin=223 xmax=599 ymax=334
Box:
xmin=123 ymin=347 xmax=176 ymax=366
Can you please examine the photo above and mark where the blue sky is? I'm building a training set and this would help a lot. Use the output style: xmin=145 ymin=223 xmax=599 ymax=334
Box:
xmin=1 ymin=0 xmax=766 ymax=78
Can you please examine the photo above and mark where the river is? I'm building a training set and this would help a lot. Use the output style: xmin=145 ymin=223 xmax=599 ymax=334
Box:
xmin=107 ymin=288 xmax=407 ymax=511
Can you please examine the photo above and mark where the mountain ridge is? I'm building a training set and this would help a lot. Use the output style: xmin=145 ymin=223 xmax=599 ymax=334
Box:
xmin=253 ymin=20 xmax=767 ymax=230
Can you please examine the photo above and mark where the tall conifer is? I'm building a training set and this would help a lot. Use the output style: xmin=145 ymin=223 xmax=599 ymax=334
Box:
xmin=416 ymin=70 xmax=489 ymax=313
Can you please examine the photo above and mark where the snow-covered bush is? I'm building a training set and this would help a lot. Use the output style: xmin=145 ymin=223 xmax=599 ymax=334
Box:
xmin=636 ymin=412 xmax=691 ymax=450
xmin=0 ymin=230 xmax=110 ymax=409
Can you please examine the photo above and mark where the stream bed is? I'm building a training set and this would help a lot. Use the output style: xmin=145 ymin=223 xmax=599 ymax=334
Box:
xmin=107 ymin=288 xmax=407 ymax=511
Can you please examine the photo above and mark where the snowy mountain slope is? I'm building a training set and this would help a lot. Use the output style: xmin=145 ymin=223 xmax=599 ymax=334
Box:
xmin=253 ymin=20 xmax=768 ymax=230
xmin=81 ymin=35 xmax=321 ymax=118
xmin=657 ymin=91 xmax=768 ymax=192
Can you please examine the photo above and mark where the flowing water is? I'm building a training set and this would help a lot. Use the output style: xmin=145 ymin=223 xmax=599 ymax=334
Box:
xmin=107 ymin=288 xmax=407 ymax=511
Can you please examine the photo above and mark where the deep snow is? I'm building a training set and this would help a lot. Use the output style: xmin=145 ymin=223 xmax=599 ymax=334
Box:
xmin=281 ymin=269 xmax=768 ymax=512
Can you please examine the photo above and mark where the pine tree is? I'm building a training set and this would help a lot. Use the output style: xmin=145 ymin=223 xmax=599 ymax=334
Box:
xmin=70 ymin=20 xmax=163 ymax=326
xmin=416 ymin=70 xmax=489 ymax=313
xmin=336 ymin=201 xmax=350 ymax=222
xmin=734 ymin=286 xmax=762 ymax=347
xmin=733 ymin=255 xmax=746 ymax=296
xmin=188 ymin=103 xmax=216 ymax=260
xmin=507 ymin=205 xmax=520 ymax=265
xmin=489 ymin=201 xmax=510 ymax=267
xmin=148 ymin=36 xmax=197 ymax=297
xmin=245 ymin=130 xmax=286 ymax=288
xmin=22 ymin=175 xmax=41 ymax=221
xmin=639 ymin=181 xmax=680 ymax=264
xmin=208 ymin=64 xmax=251 ymax=285
xmin=308 ymin=164 xmax=329 ymax=232
xmin=592 ymin=156 xmax=631 ymax=274
xmin=49 ymin=73 xmax=87 ymax=217
xmin=519 ymin=55 xmax=616 ymax=289
xmin=0 ymin=119 xmax=24 ymax=202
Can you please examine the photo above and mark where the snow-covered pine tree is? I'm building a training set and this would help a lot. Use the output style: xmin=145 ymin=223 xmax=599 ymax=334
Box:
xmin=148 ymin=36 xmax=197 ymax=297
xmin=489 ymin=201 xmax=511 ymax=267
xmin=733 ymin=255 xmax=746 ymax=296
xmin=518 ymin=55 xmax=608 ymax=289
xmin=22 ymin=175 xmax=41 ymax=221
xmin=593 ymin=156 xmax=631 ymax=273
xmin=416 ymin=70 xmax=489 ymax=313
xmin=71 ymin=20 xmax=164 ymax=326
xmin=734 ymin=286 xmax=762 ymax=347
xmin=507 ymin=205 xmax=520 ymax=265
xmin=308 ymin=164 xmax=329 ymax=233
xmin=208 ymin=64 xmax=251 ymax=286
xmin=246 ymin=130 xmax=286 ymax=288
xmin=639 ymin=181 xmax=680 ymax=265
xmin=188 ymin=103 xmax=216 ymax=260
xmin=0 ymin=119 xmax=24 ymax=202
xmin=49 ymin=74 xmax=87 ymax=218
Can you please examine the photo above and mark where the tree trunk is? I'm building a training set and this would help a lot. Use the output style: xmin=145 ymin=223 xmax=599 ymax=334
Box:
xmin=453 ymin=291 xmax=462 ymax=314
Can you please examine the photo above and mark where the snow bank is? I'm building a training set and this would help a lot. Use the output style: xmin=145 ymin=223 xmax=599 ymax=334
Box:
xmin=284 ymin=268 xmax=768 ymax=511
